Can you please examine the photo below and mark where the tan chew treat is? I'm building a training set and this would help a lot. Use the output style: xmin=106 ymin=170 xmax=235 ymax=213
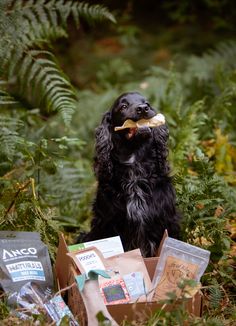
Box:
xmin=114 ymin=113 xmax=165 ymax=131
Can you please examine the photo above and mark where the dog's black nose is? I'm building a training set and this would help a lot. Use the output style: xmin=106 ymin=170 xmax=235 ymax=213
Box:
xmin=136 ymin=104 xmax=149 ymax=115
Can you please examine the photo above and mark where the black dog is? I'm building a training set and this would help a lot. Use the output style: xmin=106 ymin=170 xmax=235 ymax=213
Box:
xmin=82 ymin=92 xmax=181 ymax=257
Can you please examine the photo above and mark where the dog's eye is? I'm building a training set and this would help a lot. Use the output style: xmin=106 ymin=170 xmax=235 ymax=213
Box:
xmin=120 ymin=104 xmax=128 ymax=110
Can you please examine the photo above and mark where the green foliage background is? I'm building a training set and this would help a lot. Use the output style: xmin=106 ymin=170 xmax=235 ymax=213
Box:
xmin=0 ymin=0 xmax=236 ymax=325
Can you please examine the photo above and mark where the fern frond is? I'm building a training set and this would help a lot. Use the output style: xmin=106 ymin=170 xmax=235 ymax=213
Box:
xmin=0 ymin=129 xmax=20 ymax=159
xmin=0 ymin=114 xmax=24 ymax=129
xmin=0 ymin=115 xmax=24 ymax=160
xmin=0 ymin=0 xmax=115 ymax=124
xmin=186 ymin=40 xmax=236 ymax=82
xmin=209 ymin=284 xmax=223 ymax=309
xmin=39 ymin=158 xmax=94 ymax=226
xmin=0 ymin=89 xmax=19 ymax=105
xmin=7 ymin=47 xmax=24 ymax=80
xmin=7 ymin=0 xmax=115 ymax=46
xmin=11 ymin=50 xmax=77 ymax=125
xmin=70 ymin=2 xmax=116 ymax=24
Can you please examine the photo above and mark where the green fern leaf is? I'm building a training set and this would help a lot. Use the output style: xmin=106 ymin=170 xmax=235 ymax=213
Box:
xmin=18 ymin=54 xmax=34 ymax=92
xmin=11 ymin=0 xmax=115 ymax=45
xmin=209 ymin=284 xmax=222 ymax=309
xmin=71 ymin=2 xmax=80 ymax=27
xmin=7 ymin=47 xmax=24 ymax=79
xmin=186 ymin=40 xmax=236 ymax=82
xmin=73 ymin=2 xmax=116 ymax=24
xmin=13 ymin=50 xmax=76 ymax=124
xmin=0 ymin=114 xmax=24 ymax=160
xmin=0 ymin=89 xmax=20 ymax=106
xmin=0 ymin=0 xmax=115 ymax=124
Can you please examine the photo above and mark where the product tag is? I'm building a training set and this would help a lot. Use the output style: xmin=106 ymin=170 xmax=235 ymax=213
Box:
xmin=75 ymin=250 xmax=105 ymax=276
xmin=67 ymin=247 xmax=106 ymax=276
xmin=123 ymin=272 xmax=146 ymax=300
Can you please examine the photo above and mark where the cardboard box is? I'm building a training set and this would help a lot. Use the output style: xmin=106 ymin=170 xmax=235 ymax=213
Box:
xmin=55 ymin=233 xmax=202 ymax=325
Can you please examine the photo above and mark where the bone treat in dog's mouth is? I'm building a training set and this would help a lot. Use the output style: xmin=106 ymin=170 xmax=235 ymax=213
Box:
xmin=114 ymin=113 xmax=165 ymax=131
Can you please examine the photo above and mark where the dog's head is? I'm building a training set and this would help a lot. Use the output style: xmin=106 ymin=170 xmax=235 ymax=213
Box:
xmin=110 ymin=92 xmax=157 ymax=140
xmin=95 ymin=92 xmax=168 ymax=179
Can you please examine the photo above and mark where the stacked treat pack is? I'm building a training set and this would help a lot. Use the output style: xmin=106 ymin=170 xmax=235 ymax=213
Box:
xmin=0 ymin=231 xmax=78 ymax=325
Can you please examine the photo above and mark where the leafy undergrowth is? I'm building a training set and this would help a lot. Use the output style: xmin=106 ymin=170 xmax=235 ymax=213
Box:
xmin=0 ymin=1 xmax=236 ymax=325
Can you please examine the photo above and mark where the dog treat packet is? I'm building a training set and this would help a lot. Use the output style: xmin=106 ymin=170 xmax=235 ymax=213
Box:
xmin=151 ymin=237 xmax=210 ymax=301
xmin=123 ymin=272 xmax=146 ymax=300
xmin=44 ymin=293 xmax=79 ymax=325
xmin=0 ymin=231 xmax=54 ymax=307
xmin=67 ymin=246 xmax=107 ymax=275
xmin=98 ymin=271 xmax=146 ymax=305
xmin=99 ymin=270 xmax=130 ymax=305
xmin=106 ymin=249 xmax=151 ymax=302
xmin=14 ymin=281 xmax=79 ymax=325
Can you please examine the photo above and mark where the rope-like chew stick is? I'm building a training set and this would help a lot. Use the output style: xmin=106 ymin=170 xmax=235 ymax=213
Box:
xmin=114 ymin=113 xmax=165 ymax=131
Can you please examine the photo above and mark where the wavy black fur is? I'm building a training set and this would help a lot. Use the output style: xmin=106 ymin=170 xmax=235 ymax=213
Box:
xmin=82 ymin=92 xmax=181 ymax=257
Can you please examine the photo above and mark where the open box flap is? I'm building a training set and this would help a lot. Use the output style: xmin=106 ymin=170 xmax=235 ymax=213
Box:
xmin=156 ymin=229 xmax=168 ymax=256
xmin=55 ymin=233 xmax=71 ymax=290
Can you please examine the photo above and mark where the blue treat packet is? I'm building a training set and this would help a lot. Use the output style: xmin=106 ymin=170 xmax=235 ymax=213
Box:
xmin=123 ymin=272 xmax=146 ymax=300
xmin=44 ymin=294 xmax=79 ymax=326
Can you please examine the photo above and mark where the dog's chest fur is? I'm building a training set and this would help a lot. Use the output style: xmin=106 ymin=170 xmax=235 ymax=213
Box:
xmin=113 ymin=147 xmax=157 ymax=223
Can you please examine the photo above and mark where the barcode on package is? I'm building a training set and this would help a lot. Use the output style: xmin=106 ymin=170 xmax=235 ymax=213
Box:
xmin=6 ymin=261 xmax=45 ymax=282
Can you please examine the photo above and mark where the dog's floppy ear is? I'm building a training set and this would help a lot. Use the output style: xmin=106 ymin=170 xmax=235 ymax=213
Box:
xmin=94 ymin=111 xmax=113 ymax=181
xmin=153 ymin=124 xmax=170 ymax=176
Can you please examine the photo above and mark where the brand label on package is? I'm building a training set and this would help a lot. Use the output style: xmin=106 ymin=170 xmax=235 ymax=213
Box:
xmin=6 ymin=260 xmax=45 ymax=282
xmin=75 ymin=250 xmax=105 ymax=275
xmin=2 ymin=247 xmax=38 ymax=261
